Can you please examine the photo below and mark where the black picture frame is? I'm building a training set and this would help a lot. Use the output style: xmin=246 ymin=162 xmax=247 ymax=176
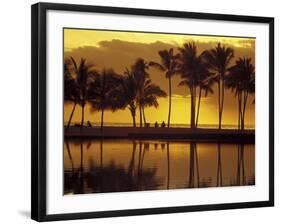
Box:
xmin=31 ymin=2 xmax=274 ymax=222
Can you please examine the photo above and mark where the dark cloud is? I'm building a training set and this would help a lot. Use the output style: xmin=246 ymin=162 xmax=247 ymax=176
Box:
xmin=65 ymin=39 xmax=255 ymax=112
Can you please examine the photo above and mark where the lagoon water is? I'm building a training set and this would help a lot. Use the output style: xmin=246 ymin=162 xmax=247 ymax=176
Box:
xmin=64 ymin=139 xmax=255 ymax=195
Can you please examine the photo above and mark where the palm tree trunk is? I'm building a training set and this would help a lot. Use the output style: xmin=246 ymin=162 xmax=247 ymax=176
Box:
xmin=220 ymin=79 xmax=225 ymax=129
xmin=142 ymin=106 xmax=146 ymax=125
xmin=139 ymin=103 xmax=142 ymax=128
xmin=218 ymin=80 xmax=221 ymax=129
xmin=100 ymin=139 xmax=103 ymax=168
xmin=129 ymin=105 xmax=136 ymax=127
xmin=81 ymin=105 xmax=85 ymax=127
xmin=168 ymin=77 xmax=172 ymax=128
xmin=238 ymin=92 xmax=242 ymax=130
xmin=100 ymin=108 xmax=104 ymax=131
xmin=241 ymin=91 xmax=248 ymax=130
xmin=67 ymin=102 xmax=77 ymax=129
xmin=132 ymin=113 xmax=136 ymax=127
xmin=190 ymin=86 xmax=195 ymax=129
xmin=195 ymin=87 xmax=202 ymax=127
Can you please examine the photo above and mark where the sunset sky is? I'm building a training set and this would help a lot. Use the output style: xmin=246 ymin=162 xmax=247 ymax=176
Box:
xmin=63 ymin=28 xmax=255 ymax=127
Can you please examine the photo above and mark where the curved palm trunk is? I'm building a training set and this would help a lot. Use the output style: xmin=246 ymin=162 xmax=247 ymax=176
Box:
xmin=67 ymin=102 xmax=77 ymax=129
xmin=139 ymin=103 xmax=143 ymax=128
xmin=167 ymin=77 xmax=172 ymax=128
xmin=129 ymin=104 xmax=136 ymax=127
xmin=195 ymin=87 xmax=202 ymax=127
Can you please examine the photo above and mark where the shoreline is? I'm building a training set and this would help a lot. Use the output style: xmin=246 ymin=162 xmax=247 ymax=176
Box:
xmin=64 ymin=126 xmax=255 ymax=143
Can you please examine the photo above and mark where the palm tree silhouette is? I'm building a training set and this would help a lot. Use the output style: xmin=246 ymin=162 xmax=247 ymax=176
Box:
xmin=227 ymin=57 xmax=255 ymax=130
xmin=203 ymin=43 xmax=234 ymax=129
xmin=177 ymin=42 xmax=211 ymax=129
xmin=64 ymin=58 xmax=79 ymax=129
xmin=131 ymin=58 xmax=150 ymax=127
xmin=149 ymin=48 xmax=178 ymax=127
xmin=70 ymin=57 xmax=96 ymax=128
xmin=121 ymin=68 xmax=138 ymax=127
xmin=88 ymin=69 xmax=126 ymax=131
xmin=128 ymin=58 xmax=167 ymax=127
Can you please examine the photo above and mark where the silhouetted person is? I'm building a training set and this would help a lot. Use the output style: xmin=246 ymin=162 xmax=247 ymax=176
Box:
xmin=154 ymin=121 xmax=159 ymax=128
xmin=161 ymin=121 xmax=166 ymax=128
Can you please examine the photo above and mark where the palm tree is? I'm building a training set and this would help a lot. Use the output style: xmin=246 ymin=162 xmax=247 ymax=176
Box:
xmin=64 ymin=58 xmax=79 ymax=129
xmin=177 ymin=42 xmax=211 ymax=129
xmin=70 ymin=57 xmax=95 ymax=127
xmin=141 ymin=79 xmax=167 ymax=124
xmin=131 ymin=58 xmax=150 ymax=127
xmin=227 ymin=57 xmax=255 ymax=130
xmin=203 ymin=43 xmax=234 ymax=129
xmin=149 ymin=48 xmax=178 ymax=127
xmin=120 ymin=68 xmax=138 ymax=127
xmin=88 ymin=69 xmax=126 ymax=130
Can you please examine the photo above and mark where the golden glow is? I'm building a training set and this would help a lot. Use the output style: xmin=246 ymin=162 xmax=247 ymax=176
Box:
xmin=64 ymin=29 xmax=255 ymax=51
xmin=64 ymin=95 xmax=255 ymax=127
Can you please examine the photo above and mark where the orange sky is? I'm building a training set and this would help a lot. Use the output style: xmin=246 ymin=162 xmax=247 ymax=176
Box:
xmin=64 ymin=28 xmax=255 ymax=127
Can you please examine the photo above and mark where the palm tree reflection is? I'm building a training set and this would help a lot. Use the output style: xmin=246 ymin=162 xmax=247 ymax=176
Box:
xmin=236 ymin=144 xmax=245 ymax=185
xmin=166 ymin=142 xmax=170 ymax=189
xmin=188 ymin=143 xmax=200 ymax=188
xmin=64 ymin=140 xmax=254 ymax=194
xmin=216 ymin=143 xmax=223 ymax=187
xmin=64 ymin=140 xmax=162 ymax=194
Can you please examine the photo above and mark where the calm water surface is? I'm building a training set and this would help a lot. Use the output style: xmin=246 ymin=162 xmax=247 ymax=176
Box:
xmin=64 ymin=140 xmax=255 ymax=194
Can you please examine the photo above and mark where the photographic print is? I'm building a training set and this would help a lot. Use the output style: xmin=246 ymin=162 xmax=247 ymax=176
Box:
xmin=63 ymin=28 xmax=255 ymax=195
xmin=31 ymin=3 xmax=274 ymax=221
